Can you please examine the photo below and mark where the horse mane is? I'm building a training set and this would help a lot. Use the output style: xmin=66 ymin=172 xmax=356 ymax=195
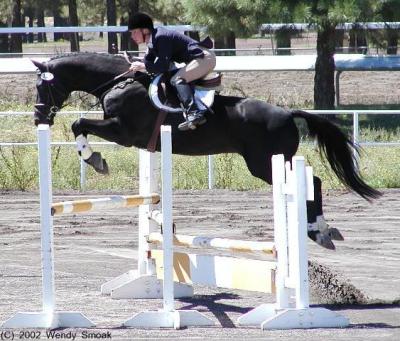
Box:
xmin=49 ymin=52 xmax=125 ymax=62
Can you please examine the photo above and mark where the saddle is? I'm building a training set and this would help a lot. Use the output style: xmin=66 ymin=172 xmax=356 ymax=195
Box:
xmin=148 ymin=71 xmax=223 ymax=114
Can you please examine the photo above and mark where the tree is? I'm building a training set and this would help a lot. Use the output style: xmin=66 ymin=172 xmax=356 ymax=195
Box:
xmin=119 ymin=0 xmax=139 ymax=52
xmin=348 ymin=1 xmax=378 ymax=54
xmin=267 ymin=1 xmax=308 ymax=55
xmin=0 ymin=19 xmax=8 ymax=53
xmin=377 ymin=0 xmax=400 ymax=54
xmin=35 ymin=0 xmax=48 ymax=43
xmin=107 ymin=0 xmax=118 ymax=53
xmin=51 ymin=0 xmax=65 ymax=42
xmin=10 ymin=0 xmax=23 ymax=53
xmin=68 ymin=0 xmax=80 ymax=52
xmin=23 ymin=5 xmax=34 ymax=43
xmin=183 ymin=0 xmax=271 ymax=55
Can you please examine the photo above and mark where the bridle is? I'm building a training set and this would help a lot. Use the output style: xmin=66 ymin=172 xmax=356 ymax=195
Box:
xmin=35 ymin=66 xmax=140 ymax=125
xmin=35 ymin=69 xmax=69 ymax=124
xmin=35 ymin=52 xmax=151 ymax=124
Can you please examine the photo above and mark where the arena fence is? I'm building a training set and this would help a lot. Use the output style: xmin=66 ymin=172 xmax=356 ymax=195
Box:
xmin=1 ymin=110 xmax=399 ymax=189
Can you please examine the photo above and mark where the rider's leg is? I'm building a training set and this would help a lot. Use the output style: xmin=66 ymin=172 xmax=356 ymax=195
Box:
xmin=171 ymin=49 xmax=216 ymax=130
xmin=171 ymin=77 xmax=207 ymax=130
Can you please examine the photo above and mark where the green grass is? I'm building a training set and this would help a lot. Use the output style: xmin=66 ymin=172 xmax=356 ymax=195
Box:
xmin=1 ymin=105 xmax=400 ymax=191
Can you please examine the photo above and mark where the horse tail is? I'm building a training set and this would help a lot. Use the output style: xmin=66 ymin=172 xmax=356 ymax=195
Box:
xmin=291 ymin=109 xmax=381 ymax=201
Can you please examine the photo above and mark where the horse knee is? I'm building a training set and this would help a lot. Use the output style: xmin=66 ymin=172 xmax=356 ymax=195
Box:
xmin=71 ymin=118 xmax=84 ymax=137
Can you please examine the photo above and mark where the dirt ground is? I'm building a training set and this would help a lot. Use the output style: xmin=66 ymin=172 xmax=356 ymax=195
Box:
xmin=0 ymin=188 xmax=399 ymax=340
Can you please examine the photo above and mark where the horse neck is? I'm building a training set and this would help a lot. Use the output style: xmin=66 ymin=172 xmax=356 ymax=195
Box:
xmin=53 ymin=55 xmax=129 ymax=98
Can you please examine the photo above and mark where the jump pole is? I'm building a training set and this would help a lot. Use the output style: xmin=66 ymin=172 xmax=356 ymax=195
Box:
xmin=100 ymin=135 xmax=192 ymax=300
xmin=2 ymin=124 xmax=94 ymax=329
xmin=123 ymin=125 xmax=214 ymax=328
xmin=237 ymin=154 xmax=349 ymax=329
xmin=145 ymin=154 xmax=348 ymax=329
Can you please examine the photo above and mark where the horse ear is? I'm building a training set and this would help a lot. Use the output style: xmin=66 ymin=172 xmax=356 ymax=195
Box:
xmin=31 ymin=59 xmax=46 ymax=72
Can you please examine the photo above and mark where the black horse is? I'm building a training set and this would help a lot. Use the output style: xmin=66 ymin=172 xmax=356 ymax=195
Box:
xmin=31 ymin=52 xmax=381 ymax=249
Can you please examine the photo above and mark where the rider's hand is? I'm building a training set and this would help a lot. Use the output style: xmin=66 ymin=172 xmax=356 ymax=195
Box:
xmin=129 ymin=61 xmax=146 ymax=72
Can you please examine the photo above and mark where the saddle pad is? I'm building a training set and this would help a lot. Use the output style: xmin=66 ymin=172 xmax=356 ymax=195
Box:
xmin=149 ymin=74 xmax=215 ymax=113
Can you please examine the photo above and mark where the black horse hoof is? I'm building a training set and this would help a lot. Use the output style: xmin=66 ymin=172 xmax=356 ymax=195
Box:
xmin=308 ymin=230 xmax=336 ymax=250
xmin=326 ymin=227 xmax=344 ymax=241
xmin=86 ymin=152 xmax=109 ymax=175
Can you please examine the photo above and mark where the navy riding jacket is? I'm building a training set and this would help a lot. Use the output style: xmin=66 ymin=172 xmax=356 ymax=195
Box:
xmin=144 ymin=27 xmax=212 ymax=74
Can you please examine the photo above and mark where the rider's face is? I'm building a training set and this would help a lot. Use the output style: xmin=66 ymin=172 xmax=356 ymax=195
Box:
xmin=130 ymin=29 xmax=147 ymax=44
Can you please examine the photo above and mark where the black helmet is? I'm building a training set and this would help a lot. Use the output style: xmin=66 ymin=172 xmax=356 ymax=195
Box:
xmin=128 ymin=12 xmax=154 ymax=30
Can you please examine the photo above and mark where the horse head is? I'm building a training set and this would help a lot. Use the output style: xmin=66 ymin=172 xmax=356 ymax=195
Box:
xmin=31 ymin=59 xmax=69 ymax=126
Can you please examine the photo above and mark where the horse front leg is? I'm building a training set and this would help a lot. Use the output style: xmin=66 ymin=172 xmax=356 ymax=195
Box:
xmin=307 ymin=176 xmax=344 ymax=250
xmin=72 ymin=117 xmax=125 ymax=175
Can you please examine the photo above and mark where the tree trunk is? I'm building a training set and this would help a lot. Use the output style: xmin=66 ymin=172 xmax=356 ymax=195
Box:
xmin=22 ymin=7 xmax=35 ymax=44
xmin=68 ymin=0 xmax=80 ymax=52
xmin=10 ymin=0 xmax=23 ymax=54
xmin=107 ymin=0 xmax=118 ymax=54
xmin=0 ymin=20 xmax=9 ymax=53
xmin=314 ymin=24 xmax=336 ymax=110
xmin=334 ymin=28 xmax=344 ymax=52
xmin=386 ymin=28 xmax=398 ymax=55
xmin=349 ymin=27 xmax=367 ymax=54
xmin=52 ymin=1 xmax=63 ymax=42
xmin=226 ymin=31 xmax=236 ymax=56
xmin=275 ymin=27 xmax=292 ymax=55
xmin=214 ymin=31 xmax=236 ymax=56
xmin=36 ymin=8 xmax=47 ymax=43
xmin=99 ymin=11 xmax=105 ymax=39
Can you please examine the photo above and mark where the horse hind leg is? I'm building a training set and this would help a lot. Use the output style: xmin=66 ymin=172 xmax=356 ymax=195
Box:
xmin=307 ymin=176 xmax=344 ymax=250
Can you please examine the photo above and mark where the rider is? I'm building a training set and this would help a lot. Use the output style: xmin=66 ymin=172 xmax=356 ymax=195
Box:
xmin=127 ymin=12 xmax=216 ymax=131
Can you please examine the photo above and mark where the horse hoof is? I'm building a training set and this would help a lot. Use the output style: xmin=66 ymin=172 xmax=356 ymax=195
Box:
xmin=98 ymin=159 xmax=109 ymax=175
xmin=308 ymin=230 xmax=336 ymax=250
xmin=86 ymin=152 xmax=109 ymax=175
xmin=316 ymin=232 xmax=336 ymax=250
xmin=327 ymin=227 xmax=344 ymax=241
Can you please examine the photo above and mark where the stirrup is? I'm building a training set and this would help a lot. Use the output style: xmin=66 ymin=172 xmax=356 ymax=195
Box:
xmin=178 ymin=112 xmax=207 ymax=131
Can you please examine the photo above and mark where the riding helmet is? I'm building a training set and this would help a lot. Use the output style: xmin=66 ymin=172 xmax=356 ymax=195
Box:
xmin=128 ymin=12 xmax=154 ymax=30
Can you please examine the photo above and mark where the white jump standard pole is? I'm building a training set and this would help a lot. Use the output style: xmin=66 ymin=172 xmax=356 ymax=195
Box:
xmin=2 ymin=124 xmax=94 ymax=329
xmin=123 ymin=125 xmax=214 ymax=329
xmin=237 ymin=155 xmax=349 ymax=329
xmin=100 ymin=140 xmax=192 ymax=300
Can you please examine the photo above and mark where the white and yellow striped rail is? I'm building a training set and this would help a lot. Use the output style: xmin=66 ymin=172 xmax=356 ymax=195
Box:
xmin=151 ymin=250 xmax=276 ymax=293
xmin=147 ymin=232 xmax=275 ymax=255
xmin=51 ymin=193 xmax=160 ymax=216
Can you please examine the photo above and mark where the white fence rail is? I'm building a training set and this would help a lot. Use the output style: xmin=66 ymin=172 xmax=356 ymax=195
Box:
xmin=1 ymin=110 xmax=400 ymax=189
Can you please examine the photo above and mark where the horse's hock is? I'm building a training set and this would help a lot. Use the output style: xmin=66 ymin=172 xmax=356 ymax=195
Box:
xmin=2 ymin=125 xmax=350 ymax=330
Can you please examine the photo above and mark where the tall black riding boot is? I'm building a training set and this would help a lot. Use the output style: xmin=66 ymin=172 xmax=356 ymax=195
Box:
xmin=172 ymin=78 xmax=207 ymax=131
